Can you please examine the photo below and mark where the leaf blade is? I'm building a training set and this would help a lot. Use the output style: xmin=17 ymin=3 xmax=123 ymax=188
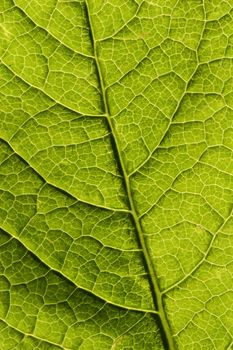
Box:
xmin=1 ymin=0 xmax=233 ymax=349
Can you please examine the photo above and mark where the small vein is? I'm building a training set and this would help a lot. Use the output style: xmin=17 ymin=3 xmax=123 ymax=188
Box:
xmin=129 ymin=58 xmax=202 ymax=177
xmin=162 ymin=207 xmax=233 ymax=295
xmin=13 ymin=0 xmax=94 ymax=59
xmin=0 ymin=224 xmax=157 ymax=315
xmin=0 ymin=137 xmax=131 ymax=214
xmin=0 ymin=61 xmax=105 ymax=118
xmin=0 ymin=319 xmax=66 ymax=350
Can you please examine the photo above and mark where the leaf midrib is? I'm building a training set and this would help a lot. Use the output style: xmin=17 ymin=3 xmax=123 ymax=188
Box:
xmin=85 ymin=1 xmax=176 ymax=349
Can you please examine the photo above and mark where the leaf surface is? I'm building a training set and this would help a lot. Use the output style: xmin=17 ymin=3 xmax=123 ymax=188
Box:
xmin=0 ymin=1 xmax=233 ymax=349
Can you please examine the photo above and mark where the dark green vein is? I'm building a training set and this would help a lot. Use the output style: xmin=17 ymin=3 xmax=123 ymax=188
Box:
xmin=84 ymin=1 xmax=176 ymax=349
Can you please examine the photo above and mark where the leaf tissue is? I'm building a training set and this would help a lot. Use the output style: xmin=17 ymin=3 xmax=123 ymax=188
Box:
xmin=0 ymin=0 xmax=233 ymax=349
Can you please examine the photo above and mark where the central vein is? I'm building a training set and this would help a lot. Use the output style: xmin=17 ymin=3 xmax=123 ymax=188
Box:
xmin=85 ymin=2 xmax=176 ymax=349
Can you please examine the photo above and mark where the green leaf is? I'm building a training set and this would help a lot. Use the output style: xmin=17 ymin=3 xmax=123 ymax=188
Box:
xmin=0 ymin=1 xmax=233 ymax=349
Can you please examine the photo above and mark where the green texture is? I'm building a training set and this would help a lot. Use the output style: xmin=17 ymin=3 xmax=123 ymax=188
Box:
xmin=0 ymin=0 xmax=233 ymax=349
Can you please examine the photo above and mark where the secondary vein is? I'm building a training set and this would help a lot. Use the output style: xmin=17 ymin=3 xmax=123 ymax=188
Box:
xmin=84 ymin=2 xmax=176 ymax=349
